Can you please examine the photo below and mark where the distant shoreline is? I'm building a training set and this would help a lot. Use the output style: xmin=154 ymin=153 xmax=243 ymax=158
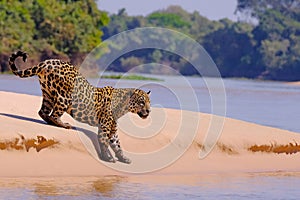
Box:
xmin=100 ymin=74 xmax=163 ymax=81
xmin=2 ymin=72 xmax=300 ymax=83
xmin=286 ymin=81 xmax=300 ymax=86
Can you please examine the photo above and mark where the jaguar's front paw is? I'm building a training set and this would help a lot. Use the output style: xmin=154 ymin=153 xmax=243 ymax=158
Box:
xmin=118 ymin=156 xmax=131 ymax=164
xmin=116 ymin=151 xmax=131 ymax=164
xmin=100 ymin=154 xmax=116 ymax=163
xmin=99 ymin=146 xmax=115 ymax=163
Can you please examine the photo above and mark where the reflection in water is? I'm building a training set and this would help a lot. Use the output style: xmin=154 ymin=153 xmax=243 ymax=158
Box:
xmin=0 ymin=176 xmax=127 ymax=198
xmin=92 ymin=175 xmax=127 ymax=197
xmin=1 ymin=174 xmax=300 ymax=199
xmin=34 ymin=183 xmax=59 ymax=197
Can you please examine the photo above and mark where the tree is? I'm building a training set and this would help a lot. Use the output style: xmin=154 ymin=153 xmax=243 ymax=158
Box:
xmin=101 ymin=9 xmax=145 ymax=40
xmin=147 ymin=12 xmax=190 ymax=29
xmin=236 ymin=0 xmax=300 ymax=19
xmin=236 ymin=0 xmax=300 ymax=80
xmin=252 ymin=9 xmax=300 ymax=80
xmin=203 ymin=20 xmax=261 ymax=78
xmin=189 ymin=11 xmax=222 ymax=43
xmin=31 ymin=0 xmax=109 ymax=54
xmin=0 ymin=0 xmax=109 ymax=71
xmin=0 ymin=0 xmax=35 ymax=53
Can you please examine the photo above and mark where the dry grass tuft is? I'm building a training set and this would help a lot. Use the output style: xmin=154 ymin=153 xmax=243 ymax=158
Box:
xmin=217 ymin=143 xmax=239 ymax=155
xmin=248 ymin=141 xmax=300 ymax=155
xmin=195 ymin=142 xmax=238 ymax=155
xmin=0 ymin=135 xmax=59 ymax=152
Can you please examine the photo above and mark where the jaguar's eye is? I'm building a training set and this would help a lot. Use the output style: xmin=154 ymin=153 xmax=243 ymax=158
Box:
xmin=139 ymin=102 xmax=145 ymax=106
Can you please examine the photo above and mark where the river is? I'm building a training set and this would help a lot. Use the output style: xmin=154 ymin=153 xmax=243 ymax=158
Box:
xmin=0 ymin=74 xmax=300 ymax=199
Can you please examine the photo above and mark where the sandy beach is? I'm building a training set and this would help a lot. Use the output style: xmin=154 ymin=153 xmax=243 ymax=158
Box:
xmin=1 ymin=91 xmax=300 ymax=178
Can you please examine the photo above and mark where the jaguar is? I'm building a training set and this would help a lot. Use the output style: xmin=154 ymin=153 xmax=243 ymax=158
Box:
xmin=9 ymin=51 xmax=151 ymax=164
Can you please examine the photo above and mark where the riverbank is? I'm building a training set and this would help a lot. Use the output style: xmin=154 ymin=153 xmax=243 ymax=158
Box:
xmin=1 ymin=91 xmax=300 ymax=178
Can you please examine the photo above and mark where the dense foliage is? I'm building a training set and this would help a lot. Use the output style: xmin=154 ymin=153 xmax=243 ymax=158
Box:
xmin=0 ymin=0 xmax=109 ymax=70
xmin=101 ymin=4 xmax=300 ymax=81
xmin=1 ymin=1 xmax=299 ymax=81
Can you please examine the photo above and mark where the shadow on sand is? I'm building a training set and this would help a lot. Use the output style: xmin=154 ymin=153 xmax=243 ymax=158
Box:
xmin=0 ymin=112 xmax=102 ymax=158
xmin=0 ymin=113 xmax=46 ymax=126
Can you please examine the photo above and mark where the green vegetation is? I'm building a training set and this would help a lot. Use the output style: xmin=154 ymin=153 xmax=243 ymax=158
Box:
xmin=101 ymin=74 xmax=163 ymax=81
xmin=101 ymin=3 xmax=300 ymax=81
xmin=0 ymin=0 xmax=109 ymax=71
xmin=147 ymin=12 xmax=190 ymax=28
xmin=1 ymin=1 xmax=299 ymax=81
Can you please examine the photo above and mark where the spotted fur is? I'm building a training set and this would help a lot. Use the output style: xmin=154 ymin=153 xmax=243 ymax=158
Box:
xmin=9 ymin=51 xmax=151 ymax=164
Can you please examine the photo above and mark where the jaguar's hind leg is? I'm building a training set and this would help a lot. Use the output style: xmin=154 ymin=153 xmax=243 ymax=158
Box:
xmin=48 ymin=97 xmax=72 ymax=129
xmin=38 ymin=94 xmax=54 ymax=125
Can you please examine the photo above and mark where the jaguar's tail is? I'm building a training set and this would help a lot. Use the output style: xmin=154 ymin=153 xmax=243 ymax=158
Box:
xmin=8 ymin=51 xmax=41 ymax=78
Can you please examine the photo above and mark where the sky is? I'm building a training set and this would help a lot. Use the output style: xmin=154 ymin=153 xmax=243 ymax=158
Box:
xmin=97 ymin=0 xmax=238 ymax=21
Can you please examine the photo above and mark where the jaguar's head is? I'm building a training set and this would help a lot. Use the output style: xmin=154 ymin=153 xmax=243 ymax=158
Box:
xmin=129 ymin=89 xmax=151 ymax=119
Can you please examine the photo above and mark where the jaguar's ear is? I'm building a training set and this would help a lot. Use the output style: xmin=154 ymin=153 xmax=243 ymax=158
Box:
xmin=147 ymin=90 xmax=151 ymax=96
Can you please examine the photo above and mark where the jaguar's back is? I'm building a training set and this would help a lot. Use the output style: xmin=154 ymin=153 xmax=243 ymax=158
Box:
xmin=9 ymin=51 xmax=151 ymax=164
xmin=9 ymin=51 xmax=93 ymax=129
